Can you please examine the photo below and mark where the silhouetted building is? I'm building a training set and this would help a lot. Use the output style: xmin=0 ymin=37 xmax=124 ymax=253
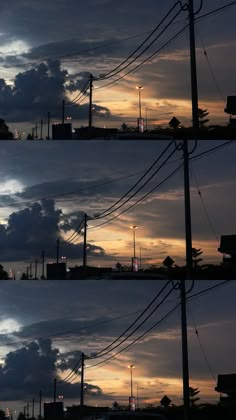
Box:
xmin=218 ymin=235 xmax=236 ymax=263
xmin=47 ymin=263 xmax=67 ymax=279
xmin=52 ymin=123 xmax=72 ymax=140
xmin=215 ymin=374 xmax=236 ymax=404
xmin=224 ymin=96 xmax=236 ymax=126
xmin=44 ymin=402 xmax=64 ymax=420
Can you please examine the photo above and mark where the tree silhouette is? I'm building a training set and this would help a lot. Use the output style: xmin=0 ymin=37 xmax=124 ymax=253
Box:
xmin=0 ymin=264 xmax=9 ymax=279
xmin=0 ymin=119 xmax=14 ymax=139
xmin=112 ymin=401 xmax=120 ymax=410
xmin=192 ymin=248 xmax=203 ymax=269
xmin=189 ymin=387 xmax=200 ymax=406
xmin=115 ymin=262 xmax=122 ymax=271
xmin=0 ymin=410 xmax=6 ymax=420
xmin=198 ymin=108 xmax=209 ymax=128
xmin=17 ymin=413 xmax=26 ymax=420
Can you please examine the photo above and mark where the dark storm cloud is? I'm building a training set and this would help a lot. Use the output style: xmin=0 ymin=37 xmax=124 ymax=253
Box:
xmin=0 ymin=60 xmax=67 ymax=121
xmin=0 ymin=338 xmax=58 ymax=400
xmin=0 ymin=337 xmax=103 ymax=400
xmin=0 ymin=199 xmax=105 ymax=261
xmin=0 ymin=60 xmax=112 ymax=122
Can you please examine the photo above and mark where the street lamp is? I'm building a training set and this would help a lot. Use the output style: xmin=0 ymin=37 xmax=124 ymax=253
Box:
xmin=130 ymin=225 xmax=138 ymax=271
xmin=128 ymin=364 xmax=135 ymax=397
xmin=130 ymin=225 xmax=138 ymax=258
xmin=136 ymin=86 xmax=143 ymax=119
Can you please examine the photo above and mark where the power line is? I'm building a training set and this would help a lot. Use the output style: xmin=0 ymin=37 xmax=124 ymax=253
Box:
xmin=196 ymin=30 xmax=225 ymax=101
xmin=196 ymin=1 xmax=236 ymax=23
xmin=91 ymin=140 xmax=176 ymax=219
xmin=94 ymin=2 xmax=236 ymax=90
xmin=61 ymin=218 xmax=84 ymax=245
xmin=191 ymin=167 xmax=219 ymax=242
xmin=0 ymin=309 xmax=147 ymax=348
xmin=61 ymin=144 xmax=179 ymax=243
xmin=87 ymin=302 xmax=180 ymax=369
xmin=58 ymin=282 xmax=175 ymax=383
xmin=96 ymin=2 xmax=185 ymax=81
xmin=90 ymin=145 xmax=178 ymax=222
xmin=94 ymin=24 xmax=188 ymax=91
xmin=0 ymin=169 xmax=149 ymax=209
xmin=87 ymin=163 xmax=183 ymax=232
xmin=190 ymin=140 xmax=236 ymax=162
xmin=86 ymin=280 xmax=232 ymax=370
xmin=90 ymin=281 xmax=172 ymax=359
xmin=69 ymin=79 xmax=90 ymax=106
xmin=188 ymin=280 xmax=232 ymax=301
xmin=188 ymin=306 xmax=216 ymax=382
xmin=1 ymin=31 xmax=154 ymax=69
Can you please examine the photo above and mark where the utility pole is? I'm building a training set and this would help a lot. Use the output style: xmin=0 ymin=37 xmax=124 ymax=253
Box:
xmin=56 ymin=239 xmax=60 ymax=263
xmin=80 ymin=352 xmax=85 ymax=407
xmin=42 ymin=250 xmax=45 ymax=279
xmin=83 ymin=213 xmax=88 ymax=268
xmin=32 ymin=127 xmax=35 ymax=139
xmin=88 ymin=74 xmax=93 ymax=129
xmin=53 ymin=378 xmax=57 ymax=403
xmin=32 ymin=398 xmax=35 ymax=418
xmin=47 ymin=112 xmax=50 ymax=139
xmin=34 ymin=259 xmax=38 ymax=279
xmin=183 ymin=140 xmax=193 ymax=279
xmin=181 ymin=139 xmax=192 ymax=420
xmin=40 ymin=120 xmax=43 ymax=140
xmin=26 ymin=402 xmax=29 ymax=418
xmin=29 ymin=263 xmax=32 ymax=279
xmin=188 ymin=0 xmax=199 ymax=130
xmin=39 ymin=390 xmax=42 ymax=419
xmin=35 ymin=123 xmax=38 ymax=139
xmin=180 ymin=279 xmax=190 ymax=420
xmin=26 ymin=266 xmax=29 ymax=279
xmin=62 ymin=100 xmax=65 ymax=124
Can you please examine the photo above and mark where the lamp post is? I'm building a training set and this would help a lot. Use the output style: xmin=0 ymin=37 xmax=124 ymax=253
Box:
xmin=136 ymin=86 xmax=143 ymax=119
xmin=130 ymin=225 xmax=138 ymax=271
xmin=136 ymin=86 xmax=144 ymax=133
xmin=128 ymin=365 xmax=135 ymax=397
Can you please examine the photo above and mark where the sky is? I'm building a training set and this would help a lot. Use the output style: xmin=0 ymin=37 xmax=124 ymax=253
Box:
xmin=0 ymin=280 xmax=235 ymax=416
xmin=0 ymin=0 xmax=236 ymax=136
xmin=0 ymin=139 xmax=235 ymax=278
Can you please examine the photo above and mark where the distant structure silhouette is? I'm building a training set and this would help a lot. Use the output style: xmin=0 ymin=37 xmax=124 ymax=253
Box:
xmin=215 ymin=374 xmax=236 ymax=404
xmin=218 ymin=235 xmax=236 ymax=264
xmin=224 ymin=96 xmax=236 ymax=126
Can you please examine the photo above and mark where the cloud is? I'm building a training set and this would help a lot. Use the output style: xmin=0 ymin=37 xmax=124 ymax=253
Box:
xmin=0 ymin=59 xmax=113 ymax=123
xmin=0 ymin=338 xmax=58 ymax=400
xmin=0 ymin=199 xmax=106 ymax=261
xmin=0 ymin=337 xmax=103 ymax=400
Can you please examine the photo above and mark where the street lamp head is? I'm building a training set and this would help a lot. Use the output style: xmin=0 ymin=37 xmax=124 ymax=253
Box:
xmin=130 ymin=225 xmax=138 ymax=229
xmin=128 ymin=364 xmax=135 ymax=368
xmin=136 ymin=86 xmax=143 ymax=90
